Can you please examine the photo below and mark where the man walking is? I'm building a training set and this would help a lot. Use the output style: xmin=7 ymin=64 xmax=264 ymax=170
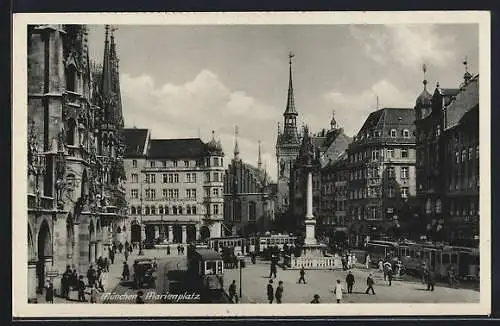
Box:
xmin=61 ymin=265 xmax=72 ymax=300
xmin=77 ymin=275 xmax=86 ymax=302
xmin=427 ymin=268 xmax=436 ymax=291
xmin=228 ymin=280 xmax=238 ymax=303
xmin=298 ymin=267 xmax=306 ymax=284
xmin=266 ymin=279 xmax=274 ymax=304
xmin=346 ymin=270 xmax=355 ymax=294
xmin=387 ymin=265 xmax=393 ymax=286
xmin=122 ymin=261 xmax=130 ymax=281
xmin=109 ymin=249 xmax=115 ymax=265
xmin=269 ymin=261 xmax=277 ymax=279
xmin=275 ymin=281 xmax=284 ymax=304
xmin=365 ymin=273 xmax=376 ymax=295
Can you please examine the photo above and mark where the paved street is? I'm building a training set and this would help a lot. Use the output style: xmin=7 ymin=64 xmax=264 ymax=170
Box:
xmin=223 ymin=257 xmax=480 ymax=304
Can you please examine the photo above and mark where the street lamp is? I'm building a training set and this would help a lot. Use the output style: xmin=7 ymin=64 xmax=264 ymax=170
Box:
xmin=139 ymin=178 xmax=144 ymax=256
xmin=239 ymin=257 xmax=243 ymax=301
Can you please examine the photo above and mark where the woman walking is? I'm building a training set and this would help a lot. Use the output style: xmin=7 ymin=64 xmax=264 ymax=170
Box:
xmin=333 ymin=280 xmax=345 ymax=303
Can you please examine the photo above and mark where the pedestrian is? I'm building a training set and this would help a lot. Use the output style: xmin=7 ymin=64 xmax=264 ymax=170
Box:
xmin=45 ymin=280 xmax=54 ymax=303
xmin=104 ymin=257 xmax=110 ymax=272
xmin=421 ymin=261 xmax=428 ymax=284
xmin=122 ymin=261 xmax=130 ymax=281
xmin=251 ymin=251 xmax=256 ymax=264
xmin=228 ymin=280 xmax=238 ymax=303
xmin=177 ymin=244 xmax=181 ymax=255
xmin=118 ymin=242 xmax=123 ymax=254
xmin=275 ymin=281 xmax=284 ymax=304
xmin=90 ymin=284 xmax=98 ymax=303
xmin=383 ymin=261 xmax=391 ymax=281
xmin=341 ymin=255 xmax=347 ymax=271
xmin=71 ymin=268 xmax=78 ymax=291
xmin=347 ymin=254 xmax=353 ymax=269
xmin=125 ymin=241 xmax=130 ymax=252
xmin=427 ymin=268 xmax=436 ymax=291
xmin=365 ymin=273 xmax=376 ymax=295
xmin=136 ymin=290 xmax=145 ymax=303
xmin=310 ymin=294 xmax=320 ymax=304
xmin=266 ymin=279 xmax=274 ymax=304
xmin=365 ymin=254 xmax=371 ymax=269
xmin=124 ymin=249 xmax=129 ymax=261
xmin=87 ymin=265 xmax=96 ymax=287
xmin=298 ymin=267 xmax=306 ymax=284
xmin=77 ymin=275 xmax=86 ymax=302
xmin=98 ymin=270 xmax=107 ymax=292
xmin=269 ymin=261 xmax=277 ymax=278
xmin=166 ymin=245 xmax=171 ymax=255
xmin=153 ymin=257 xmax=158 ymax=271
xmin=129 ymin=243 xmax=133 ymax=254
xmin=387 ymin=265 xmax=393 ymax=286
xmin=346 ymin=270 xmax=355 ymax=294
xmin=378 ymin=259 xmax=383 ymax=273
xmin=333 ymin=280 xmax=344 ymax=303
xmin=97 ymin=256 xmax=104 ymax=271
xmin=61 ymin=265 xmax=72 ymax=299
xmin=109 ymin=249 xmax=115 ymax=265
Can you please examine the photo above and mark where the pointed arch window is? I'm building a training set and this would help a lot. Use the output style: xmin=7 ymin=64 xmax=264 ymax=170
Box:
xmin=66 ymin=119 xmax=77 ymax=145
xmin=131 ymin=207 xmax=136 ymax=215
xmin=66 ymin=65 xmax=77 ymax=92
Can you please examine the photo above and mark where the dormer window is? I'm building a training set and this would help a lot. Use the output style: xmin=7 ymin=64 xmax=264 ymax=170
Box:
xmin=390 ymin=129 xmax=397 ymax=138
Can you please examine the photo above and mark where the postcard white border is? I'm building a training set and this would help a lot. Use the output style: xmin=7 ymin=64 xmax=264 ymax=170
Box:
xmin=12 ymin=11 xmax=491 ymax=317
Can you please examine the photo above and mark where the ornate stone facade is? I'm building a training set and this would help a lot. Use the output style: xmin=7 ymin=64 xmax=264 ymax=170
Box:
xmin=27 ymin=25 xmax=126 ymax=302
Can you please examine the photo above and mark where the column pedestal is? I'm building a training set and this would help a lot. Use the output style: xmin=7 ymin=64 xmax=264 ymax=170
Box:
xmin=181 ymin=225 xmax=187 ymax=244
xmin=168 ymin=225 xmax=173 ymax=244
xmin=28 ymin=261 xmax=38 ymax=303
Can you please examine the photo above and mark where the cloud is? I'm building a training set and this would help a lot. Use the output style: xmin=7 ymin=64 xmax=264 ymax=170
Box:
xmin=120 ymin=70 xmax=279 ymax=180
xmin=323 ymin=79 xmax=414 ymax=136
xmin=349 ymin=25 xmax=457 ymax=70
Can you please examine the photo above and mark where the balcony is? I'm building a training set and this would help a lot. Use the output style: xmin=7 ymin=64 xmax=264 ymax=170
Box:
xmin=63 ymin=91 xmax=83 ymax=108
xmin=28 ymin=194 xmax=54 ymax=210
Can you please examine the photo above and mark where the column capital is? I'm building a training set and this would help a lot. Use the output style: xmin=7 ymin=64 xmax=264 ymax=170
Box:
xmin=181 ymin=225 xmax=187 ymax=230
xmin=168 ymin=224 xmax=173 ymax=230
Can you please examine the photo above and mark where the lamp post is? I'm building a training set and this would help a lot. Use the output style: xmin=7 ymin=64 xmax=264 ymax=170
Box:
xmin=239 ymin=258 xmax=243 ymax=301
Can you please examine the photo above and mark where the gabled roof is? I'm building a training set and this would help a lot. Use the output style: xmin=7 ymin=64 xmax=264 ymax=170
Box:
xmin=123 ymin=128 xmax=149 ymax=157
xmin=444 ymin=75 xmax=479 ymax=130
xmin=148 ymin=138 xmax=207 ymax=159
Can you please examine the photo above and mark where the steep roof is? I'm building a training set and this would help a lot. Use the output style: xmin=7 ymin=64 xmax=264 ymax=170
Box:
xmin=444 ymin=75 xmax=479 ymax=130
xmin=123 ymin=128 xmax=149 ymax=157
xmin=148 ymin=138 xmax=207 ymax=159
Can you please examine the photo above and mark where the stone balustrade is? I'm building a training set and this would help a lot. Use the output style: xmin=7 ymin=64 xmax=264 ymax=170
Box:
xmin=283 ymin=254 xmax=337 ymax=270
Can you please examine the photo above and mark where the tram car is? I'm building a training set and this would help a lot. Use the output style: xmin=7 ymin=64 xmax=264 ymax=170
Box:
xmin=256 ymin=234 xmax=297 ymax=258
xmin=365 ymin=240 xmax=480 ymax=281
xmin=208 ymin=236 xmax=247 ymax=256
xmin=187 ymin=248 xmax=229 ymax=303
xmin=247 ymin=236 xmax=258 ymax=253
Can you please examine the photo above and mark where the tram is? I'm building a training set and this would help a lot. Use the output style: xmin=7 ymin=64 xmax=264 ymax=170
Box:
xmin=256 ymin=234 xmax=297 ymax=255
xmin=365 ymin=240 xmax=480 ymax=281
xmin=207 ymin=236 xmax=247 ymax=256
xmin=187 ymin=248 xmax=229 ymax=303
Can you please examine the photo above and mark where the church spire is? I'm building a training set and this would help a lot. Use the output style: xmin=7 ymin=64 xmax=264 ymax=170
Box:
xmin=109 ymin=26 xmax=123 ymax=126
xmin=330 ymin=109 xmax=337 ymax=130
xmin=234 ymin=126 xmax=240 ymax=159
xmin=101 ymin=25 xmax=112 ymax=100
xmin=284 ymin=51 xmax=298 ymax=116
xmin=258 ymin=140 xmax=262 ymax=170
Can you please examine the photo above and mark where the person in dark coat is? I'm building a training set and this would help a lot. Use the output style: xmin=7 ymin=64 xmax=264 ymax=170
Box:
xmin=166 ymin=245 xmax=171 ymax=255
xmin=269 ymin=261 xmax=277 ymax=279
xmin=61 ymin=265 xmax=72 ymax=299
xmin=45 ymin=280 xmax=54 ymax=303
xmin=87 ymin=265 xmax=96 ymax=287
xmin=97 ymin=256 xmax=104 ymax=270
xmin=228 ymin=280 xmax=238 ymax=303
xmin=310 ymin=294 xmax=320 ymax=304
xmin=104 ymin=257 xmax=110 ymax=272
xmin=427 ymin=268 xmax=436 ymax=291
xmin=298 ymin=267 xmax=306 ymax=284
xmin=346 ymin=270 xmax=355 ymax=294
xmin=77 ymin=275 xmax=86 ymax=302
xmin=109 ymin=248 xmax=115 ymax=265
xmin=365 ymin=273 xmax=375 ymax=295
xmin=251 ymin=251 xmax=256 ymax=264
xmin=118 ymin=242 xmax=123 ymax=254
xmin=122 ymin=261 xmax=130 ymax=281
xmin=275 ymin=281 xmax=284 ymax=304
xmin=267 ymin=279 xmax=274 ymax=304
xmin=71 ymin=268 xmax=78 ymax=290
xmin=387 ymin=265 xmax=393 ymax=286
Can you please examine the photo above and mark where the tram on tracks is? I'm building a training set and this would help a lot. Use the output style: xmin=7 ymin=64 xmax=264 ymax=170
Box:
xmin=365 ymin=240 xmax=480 ymax=281
xmin=187 ymin=248 xmax=230 ymax=303
xmin=208 ymin=236 xmax=248 ymax=256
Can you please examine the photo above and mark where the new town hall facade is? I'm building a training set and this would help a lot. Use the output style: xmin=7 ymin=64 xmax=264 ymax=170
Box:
xmin=27 ymin=25 xmax=127 ymax=302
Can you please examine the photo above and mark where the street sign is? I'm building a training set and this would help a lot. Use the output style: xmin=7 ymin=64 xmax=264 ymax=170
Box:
xmin=46 ymin=269 xmax=59 ymax=278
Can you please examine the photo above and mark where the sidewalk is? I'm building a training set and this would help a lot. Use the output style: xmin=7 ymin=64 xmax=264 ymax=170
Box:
xmin=36 ymin=248 xmax=144 ymax=304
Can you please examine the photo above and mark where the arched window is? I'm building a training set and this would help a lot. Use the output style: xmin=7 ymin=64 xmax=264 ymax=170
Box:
xmin=172 ymin=206 xmax=177 ymax=215
xmin=151 ymin=205 xmax=156 ymax=215
xmin=249 ymin=201 xmax=257 ymax=222
xmin=145 ymin=206 xmax=150 ymax=215
xmin=165 ymin=206 xmax=169 ymax=215
xmin=66 ymin=65 xmax=77 ymax=92
xmin=192 ymin=205 xmax=197 ymax=215
xmin=159 ymin=205 xmax=164 ymax=214
xmin=131 ymin=207 xmax=136 ymax=215
xmin=137 ymin=206 xmax=142 ymax=215
xmin=186 ymin=206 xmax=192 ymax=215
xmin=178 ymin=206 xmax=183 ymax=215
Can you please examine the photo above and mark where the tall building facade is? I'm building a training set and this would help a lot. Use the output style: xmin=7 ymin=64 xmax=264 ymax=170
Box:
xmin=224 ymin=133 xmax=277 ymax=235
xmin=347 ymin=108 xmax=417 ymax=246
xmin=27 ymin=25 xmax=126 ymax=302
xmin=275 ymin=53 xmax=301 ymax=214
xmin=415 ymin=62 xmax=479 ymax=245
xmin=123 ymin=130 xmax=225 ymax=243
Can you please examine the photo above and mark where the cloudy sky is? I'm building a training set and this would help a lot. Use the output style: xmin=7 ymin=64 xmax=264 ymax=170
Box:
xmin=87 ymin=24 xmax=478 ymax=181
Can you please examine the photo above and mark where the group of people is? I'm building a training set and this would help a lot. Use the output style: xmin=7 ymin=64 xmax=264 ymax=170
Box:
xmin=266 ymin=279 xmax=285 ymax=304
xmin=162 ymin=244 xmax=185 ymax=256
xmin=340 ymin=251 xmax=355 ymax=271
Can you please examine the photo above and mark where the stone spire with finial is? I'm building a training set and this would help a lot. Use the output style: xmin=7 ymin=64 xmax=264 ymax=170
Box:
xmin=234 ymin=126 xmax=240 ymax=159
xmin=415 ymin=63 xmax=433 ymax=108
xmin=330 ymin=109 xmax=337 ymax=130
xmin=258 ymin=140 xmax=262 ymax=170
xmin=463 ymin=56 xmax=472 ymax=84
